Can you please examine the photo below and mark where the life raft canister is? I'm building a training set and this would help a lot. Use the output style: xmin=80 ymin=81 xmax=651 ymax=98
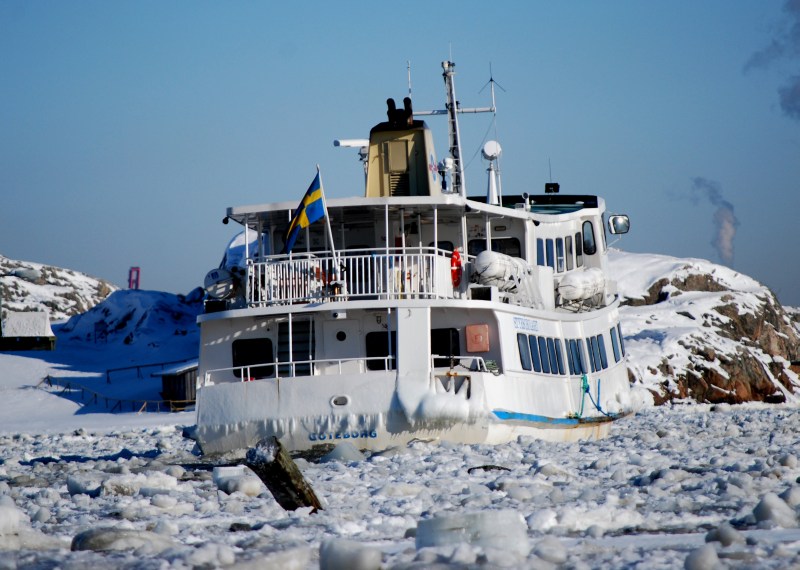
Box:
xmin=451 ymin=249 xmax=463 ymax=288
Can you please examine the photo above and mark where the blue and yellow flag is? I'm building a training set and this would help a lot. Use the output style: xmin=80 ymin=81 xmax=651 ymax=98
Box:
xmin=282 ymin=171 xmax=325 ymax=254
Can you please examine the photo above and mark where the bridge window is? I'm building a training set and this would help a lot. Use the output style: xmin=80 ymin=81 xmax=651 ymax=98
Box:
xmin=565 ymin=235 xmax=574 ymax=271
xmin=556 ymin=238 xmax=565 ymax=273
xmin=536 ymin=238 xmax=545 ymax=267
xmin=575 ymin=232 xmax=584 ymax=267
xmin=582 ymin=221 xmax=597 ymax=255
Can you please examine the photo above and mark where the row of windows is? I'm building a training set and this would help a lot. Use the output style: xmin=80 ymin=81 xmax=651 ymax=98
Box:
xmin=517 ymin=324 xmax=626 ymax=376
xmin=536 ymin=221 xmax=597 ymax=274
xmin=517 ymin=334 xmax=566 ymax=375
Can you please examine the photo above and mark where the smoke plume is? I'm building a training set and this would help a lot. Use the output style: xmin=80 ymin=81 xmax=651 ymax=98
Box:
xmin=691 ymin=177 xmax=740 ymax=266
xmin=744 ymin=0 xmax=800 ymax=121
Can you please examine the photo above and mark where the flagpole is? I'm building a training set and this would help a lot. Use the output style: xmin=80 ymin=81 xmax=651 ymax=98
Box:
xmin=316 ymin=165 xmax=341 ymax=281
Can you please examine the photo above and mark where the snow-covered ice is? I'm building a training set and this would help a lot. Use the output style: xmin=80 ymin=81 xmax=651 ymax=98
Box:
xmin=2 ymin=387 xmax=800 ymax=568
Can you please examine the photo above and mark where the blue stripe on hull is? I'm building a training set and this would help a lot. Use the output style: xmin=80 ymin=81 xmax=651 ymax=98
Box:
xmin=492 ymin=409 xmax=622 ymax=427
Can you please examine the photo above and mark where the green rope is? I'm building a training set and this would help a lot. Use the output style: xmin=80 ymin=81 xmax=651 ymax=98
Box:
xmin=576 ymin=374 xmax=589 ymax=419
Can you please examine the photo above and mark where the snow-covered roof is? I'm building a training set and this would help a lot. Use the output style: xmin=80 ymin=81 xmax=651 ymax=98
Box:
xmin=151 ymin=360 xmax=198 ymax=377
xmin=1 ymin=311 xmax=54 ymax=338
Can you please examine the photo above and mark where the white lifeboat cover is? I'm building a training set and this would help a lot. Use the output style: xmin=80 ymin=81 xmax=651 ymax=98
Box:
xmin=558 ymin=267 xmax=605 ymax=301
xmin=472 ymin=250 xmax=532 ymax=292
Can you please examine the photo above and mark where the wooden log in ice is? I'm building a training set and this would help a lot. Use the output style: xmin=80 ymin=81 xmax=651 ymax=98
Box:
xmin=244 ymin=436 xmax=323 ymax=512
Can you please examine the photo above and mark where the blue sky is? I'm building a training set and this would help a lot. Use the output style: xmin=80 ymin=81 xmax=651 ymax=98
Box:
xmin=2 ymin=1 xmax=799 ymax=305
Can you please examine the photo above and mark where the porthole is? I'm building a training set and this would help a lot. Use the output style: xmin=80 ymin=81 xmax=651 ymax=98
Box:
xmin=330 ymin=395 xmax=350 ymax=407
xmin=336 ymin=331 xmax=347 ymax=341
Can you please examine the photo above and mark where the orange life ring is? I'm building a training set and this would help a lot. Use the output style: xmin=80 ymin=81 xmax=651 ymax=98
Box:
xmin=451 ymin=249 xmax=463 ymax=288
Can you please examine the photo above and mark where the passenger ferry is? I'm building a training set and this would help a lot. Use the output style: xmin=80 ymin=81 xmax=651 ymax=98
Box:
xmin=195 ymin=61 xmax=632 ymax=454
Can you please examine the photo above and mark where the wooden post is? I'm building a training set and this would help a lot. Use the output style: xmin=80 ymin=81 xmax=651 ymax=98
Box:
xmin=245 ymin=436 xmax=323 ymax=512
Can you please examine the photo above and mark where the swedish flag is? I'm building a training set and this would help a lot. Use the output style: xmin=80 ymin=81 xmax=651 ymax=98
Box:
xmin=282 ymin=171 xmax=325 ymax=254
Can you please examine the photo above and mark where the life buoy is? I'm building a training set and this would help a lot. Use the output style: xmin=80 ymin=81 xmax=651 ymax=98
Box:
xmin=451 ymin=249 xmax=463 ymax=288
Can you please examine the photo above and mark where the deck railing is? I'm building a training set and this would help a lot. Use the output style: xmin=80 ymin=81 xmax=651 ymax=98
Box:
xmin=201 ymin=354 xmax=491 ymax=387
xmin=246 ymin=247 xmax=461 ymax=307
xmin=201 ymin=355 xmax=396 ymax=386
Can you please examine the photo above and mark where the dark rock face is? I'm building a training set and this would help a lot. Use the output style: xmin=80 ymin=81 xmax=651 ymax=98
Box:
xmin=623 ymin=270 xmax=800 ymax=405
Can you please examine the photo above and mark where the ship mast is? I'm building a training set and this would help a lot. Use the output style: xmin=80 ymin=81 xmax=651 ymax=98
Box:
xmin=415 ymin=61 xmax=496 ymax=198
xmin=442 ymin=61 xmax=465 ymax=197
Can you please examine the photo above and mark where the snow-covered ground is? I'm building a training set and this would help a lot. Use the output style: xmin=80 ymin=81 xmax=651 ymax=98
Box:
xmin=1 ymin=252 xmax=800 ymax=568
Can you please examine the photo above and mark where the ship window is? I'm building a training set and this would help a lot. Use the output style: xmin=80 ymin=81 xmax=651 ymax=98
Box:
xmin=429 ymin=241 xmax=455 ymax=253
xmin=232 ymin=338 xmax=275 ymax=379
xmin=572 ymin=339 xmax=588 ymax=374
xmin=582 ymin=221 xmax=597 ymax=255
xmin=517 ymin=333 xmax=532 ymax=371
xmin=556 ymin=238 xmax=565 ymax=273
xmin=590 ymin=336 xmax=603 ymax=371
xmin=575 ymin=232 xmax=584 ymax=267
xmin=617 ymin=323 xmax=626 ymax=357
xmin=538 ymin=337 xmax=550 ymax=374
xmin=365 ymin=331 xmax=397 ymax=371
xmin=546 ymin=337 xmax=558 ymax=374
xmin=432 ymin=328 xmax=460 ymax=367
xmin=554 ymin=339 xmax=565 ymax=375
xmin=601 ymin=213 xmax=608 ymax=252
xmin=468 ymin=237 xmax=521 ymax=258
xmin=565 ymin=235 xmax=574 ymax=271
xmin=566 ymin=339 xmax=577 ymax=375
xmin=587 ymin=336 xmax=598 ymax=372
xmin=610 ymin=327 xmax=621 ymax=363
xmin=569 ymin=339 xmax=584 ymax=375
xmin=597 ymin=334 xmax=608 ymax=369
xmin=545 ymin=239 xmax=554 ymax=269
xmin=528 ymin=336 xmax=542 ymax=372
xmin=536 ymin=238 xmax=545 ymax=267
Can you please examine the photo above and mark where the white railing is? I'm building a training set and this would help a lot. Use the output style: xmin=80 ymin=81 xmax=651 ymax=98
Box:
xmin=202 ymin=354 xmax=493 ymax=387
xmin=430 ymin=354 xmax=490 ymax=372
xmin=202 ymin=355 xmax=396 ymax=386
xmin=246 ymin=247 xmax=461 ymax=307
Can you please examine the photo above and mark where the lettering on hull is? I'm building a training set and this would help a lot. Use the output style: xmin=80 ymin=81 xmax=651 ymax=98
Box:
xmin=308 ymin=430 xmax=378 ymax=442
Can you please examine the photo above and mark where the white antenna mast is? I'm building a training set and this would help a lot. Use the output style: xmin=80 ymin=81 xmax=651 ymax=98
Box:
xmin=407 ymin=60 xmax=412 ymax=97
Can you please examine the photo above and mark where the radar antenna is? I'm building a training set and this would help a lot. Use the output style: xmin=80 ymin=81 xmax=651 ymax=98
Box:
xmin=479 ymin=63 xmax=506 ymax=119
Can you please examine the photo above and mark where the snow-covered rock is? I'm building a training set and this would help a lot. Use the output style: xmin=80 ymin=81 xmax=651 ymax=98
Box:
xmin=57 ymin=288 xmax=203 ymax=347
xmin=610 ymin=250 xmax=800 ymax=405
xmin=0 ymin=254 xmax=117 ymax=320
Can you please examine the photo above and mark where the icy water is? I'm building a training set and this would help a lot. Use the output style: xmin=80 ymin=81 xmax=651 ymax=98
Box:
xmin=1 ymin=404 xmax=800 ymax=568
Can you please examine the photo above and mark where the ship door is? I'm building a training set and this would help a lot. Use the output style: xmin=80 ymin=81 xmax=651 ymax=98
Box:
xmin=323 ymin=319 xmax=362 ymax=374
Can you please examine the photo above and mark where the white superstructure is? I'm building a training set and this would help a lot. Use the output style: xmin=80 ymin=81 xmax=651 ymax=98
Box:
xmin=194 ymin=62 xmax=632 ymax=454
